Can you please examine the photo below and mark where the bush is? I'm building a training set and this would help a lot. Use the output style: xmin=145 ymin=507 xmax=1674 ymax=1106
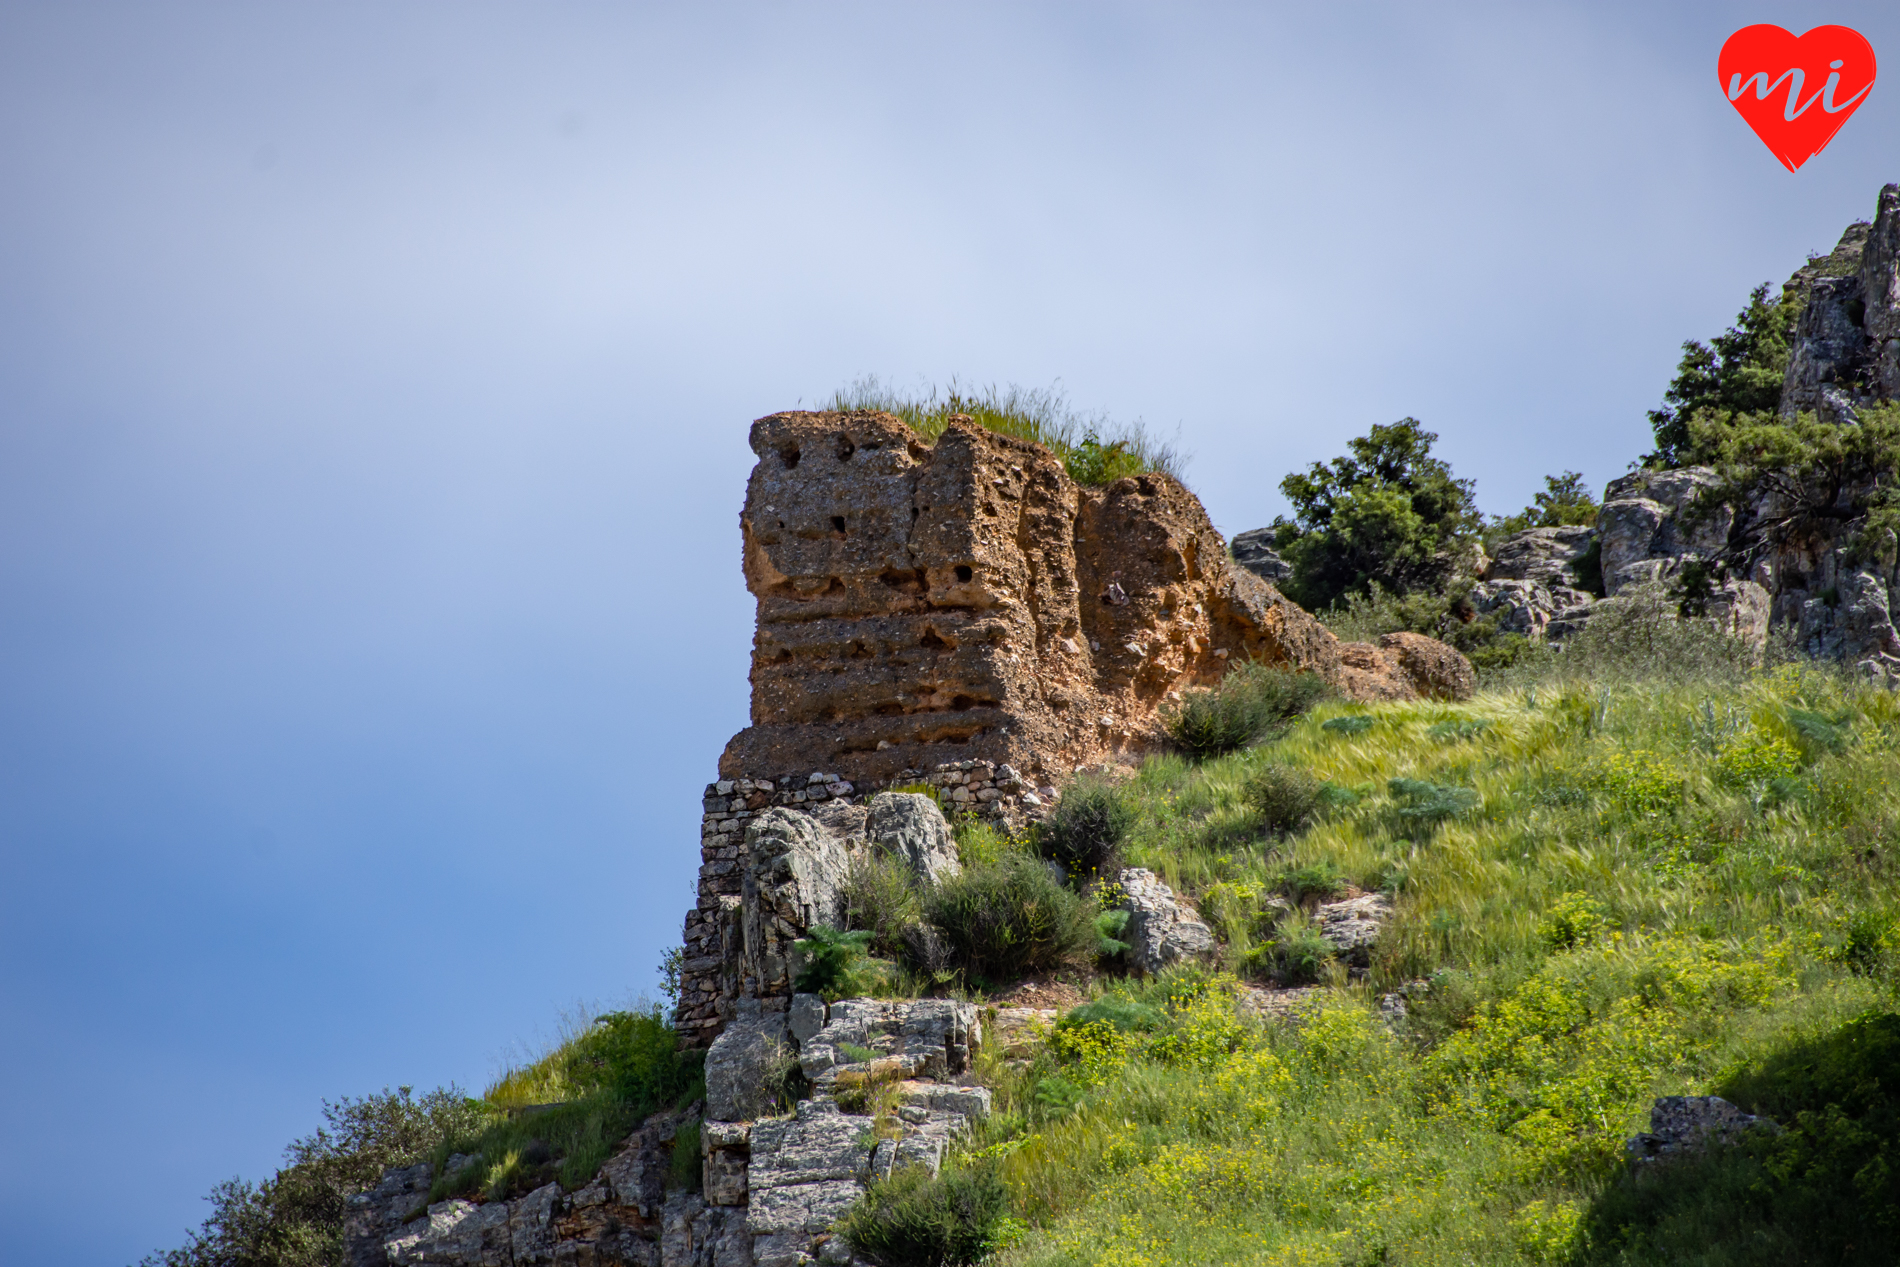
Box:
xmin=1247 ymin=913 xmax=1335 ymax=985
xmin=1246 ymin=764 xmax=1323 ymax=836
xmin=839 ymin=1162 xmax=1011 ymax=1267
xmin=428 ymin=1006 xmax=705 ymax=1202
xmin=793 ymin=926 xmax=875 ymax=998
xmin=1274 ymin=859 xmax=1347 ymax=905
xmin=1270 ymin=417 xmax=1482 ymax=611
xmin=844 ymin=854 xmax=924 ymax=956
xmin=141 ymin=1087 xmax=489 ymax=1267
xmin=1163 ymin=662 xmax=1331 ymax=758
xmin=1060 ymin=996 xmax=1166 ymax=1034
xmin=1581 ymin=1011 xmax=1900 ymax=1265
xmin=923 ymin=853 xmax=1095 ymax=984
xmin=1558 ymin=582 xmax=1757 ymax=684
xmin=1388 ymin=777 xmax=1478 ymax=831
xmin=1037 ymin=778 xmax=1134 ymax=879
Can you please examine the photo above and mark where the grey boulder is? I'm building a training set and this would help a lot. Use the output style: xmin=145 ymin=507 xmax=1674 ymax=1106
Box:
xmin=868 ymin=792 xmax=960 ymax=885
xmin=1118 ymin=867 xmax=1215 ymax=974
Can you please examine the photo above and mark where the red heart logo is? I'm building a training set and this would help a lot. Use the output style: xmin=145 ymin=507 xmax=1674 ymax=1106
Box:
xmin=1719 ymin=25 xmax=1877 ymax=171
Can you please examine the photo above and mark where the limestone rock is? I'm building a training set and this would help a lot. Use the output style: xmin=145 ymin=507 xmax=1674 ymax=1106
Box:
xmin=1483 ymin=525 xmax=1596 ymax=587
xmin=707 ymin=1011 xmax=790 ymax=1122
xmin=1118 ymin=867 xmax=1215 ymax=974
xmin=739 ymin=809 xmax=850 ymax=1000
xmin=1599 ymin=468 xmax=1729 ymax=596
xmin=787 ymin=993 xmax=828 ymax=1047
xmin=1627 ymin=1095 xmax=1774 ymax=1164
xmin=747 ymin=1101 xmax=876 ymax=1238
xmin=1229 ymin=527 xmax=1292 ymax=582
xmin=1315 ymin=893 xmax=1391 ymax=965
xmin=867 ymin=792 xmax=960 ymax=885
xmin=797 ymin=997 xmax=979 ymax=1082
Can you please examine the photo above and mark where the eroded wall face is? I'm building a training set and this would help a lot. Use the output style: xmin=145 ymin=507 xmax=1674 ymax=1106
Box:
xmin=724 ymin=411 xmax=1337 ymax=785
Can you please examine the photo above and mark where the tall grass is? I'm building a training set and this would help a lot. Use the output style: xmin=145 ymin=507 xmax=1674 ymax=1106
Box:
xmin=827 ymin=376 xmax=1188 ymax=487
xmin=941 ymin=654 xmax=1900 ymax=1266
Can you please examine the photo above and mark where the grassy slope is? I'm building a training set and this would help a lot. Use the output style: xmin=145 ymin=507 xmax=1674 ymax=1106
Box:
xmin=970 ymin=667 xmax=1900 ymax=1267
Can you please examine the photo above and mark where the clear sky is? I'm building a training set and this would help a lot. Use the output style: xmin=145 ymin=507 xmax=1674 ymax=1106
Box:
xmin=1 ymin=4 xmax=1895 ymax=1263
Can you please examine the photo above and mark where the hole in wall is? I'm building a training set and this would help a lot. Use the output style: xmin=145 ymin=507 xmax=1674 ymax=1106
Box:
xmin=919 ymin=630 xmax=949 ymax=650
xmin=832 ymin=516 xmax=846 ymax=534
xmin=954 ymin=565 xmax=973 ymax=583
xmin=835 ymin=434 xmax=856 ymax=461
xmin=780 ymin=446 xmax=801 ymax=469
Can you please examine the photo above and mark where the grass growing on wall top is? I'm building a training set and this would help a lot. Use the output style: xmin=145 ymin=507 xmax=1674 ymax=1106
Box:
xmin=828 ymin=376 xmax=1187 ymax=487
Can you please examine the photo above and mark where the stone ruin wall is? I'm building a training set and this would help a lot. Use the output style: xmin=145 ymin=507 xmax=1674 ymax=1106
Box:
xmin=675 ymin=410 xmax=1475 ymax=1047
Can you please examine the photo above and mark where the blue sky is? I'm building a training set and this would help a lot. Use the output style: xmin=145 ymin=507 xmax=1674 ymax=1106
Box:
xmin=2 ymin=4 xmax=1896 ymax=1262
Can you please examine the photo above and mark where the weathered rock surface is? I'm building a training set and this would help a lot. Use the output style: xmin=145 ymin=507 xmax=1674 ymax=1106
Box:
xmin=1315 ymin=893 xmax=1391 ymax=966
xmin=706 ymin=1008 xmax=791 ymax=1123
xmin=1229 ymin=527 xmax=1291 ymax=582
xmin=866 ymin=792 xmax=959 ymax=885
xmin=348 ymin=1111 xmax=705 ymax=1267
xmin=737 ymin=810 xmax=851 ymax=1003
xmin=1333 ymin=633 xmax=1477 ymax=703
xmin=796 ymin=998 xmax=979 ymax=1082
xmin=1118 ymin=867 xmax=1215 ymax=974
xmin=1626 ymin=1095 xmax=1775 ymax=1164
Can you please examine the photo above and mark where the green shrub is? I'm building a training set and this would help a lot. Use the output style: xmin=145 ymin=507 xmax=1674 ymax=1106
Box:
xmin=140 ymin=1087 xmax=488 ymax=1267
xmin=1581 ymin=1011 xmax=1900 ymax=1265
xmin=1060 ymin=996 xmax=1166 ymax=1034
xmin=1037 ymin=778 xmax=1133 ymax=879
xmin=839 ymin=1162 xmax=1010 ymax=1267
xmin=1540 ymin=893 xmax=1612 ymax=950
xmin=1388 ymin=777 xmax=1478 ymax=830
xmin=1322 ymin=713 xmax=1375 ymax=736
xmin=1093 ymin=908 xmax=1131 ymax=960
xmin=793 ymin=926 xmax=875 ymax=998
xmin=844 ymin=854 xmax=923 ymax=956
xmin=427 ymin=1007 xmax=704 ymax=1203
xmin=1247 ymin=913 xmax=1335 ymax=985
xmin=923 ymin=853 xmax=1094 ymax=985
xmin=1164 ymin=662 xmax=1331 ymax=758
xmin=1246 ymin=764 xmax=1323 ymax=836
xmin=1274 ymin=859 xmax=1347 ymax=905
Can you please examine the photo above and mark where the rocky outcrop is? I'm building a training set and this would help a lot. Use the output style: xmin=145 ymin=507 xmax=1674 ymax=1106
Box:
xmin=345 ymin=1109 xmax=712 ymax=1267
xmin=1626 ymin=1095 xmax=1775 ymax=1165
xmin=1333 ymin=633 xmax=1477 ymax=702
xmin=1229 ymin=527 xmax=1291 ymax=583
xmin=865 ymin=793 xmax=959 ymax=886
xmin=1117 ymin=867 xmax=1216 ymax=974
xmin=1315 ymin=894 xmax=1392 ymax=968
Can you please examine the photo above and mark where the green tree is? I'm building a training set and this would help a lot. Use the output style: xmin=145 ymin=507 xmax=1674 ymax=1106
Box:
xmin=1486 ymin=471 xmax=1599 ymax=544
xmin=1271 ymin=418 xmax=1480 ymax=610
xmin=139 ymin=1086 xmax=486 ymax=1267
xmin=1646 ymin=282 xmax=1798 ymax=468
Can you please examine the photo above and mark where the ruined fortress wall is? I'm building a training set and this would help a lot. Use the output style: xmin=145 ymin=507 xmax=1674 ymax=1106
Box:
xmin=673 ymin=410 xmax=1351 ymax=1045
xmin=726 ymin=410 xmax=1339 ymax=783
